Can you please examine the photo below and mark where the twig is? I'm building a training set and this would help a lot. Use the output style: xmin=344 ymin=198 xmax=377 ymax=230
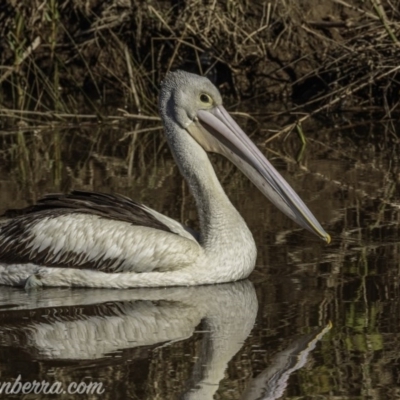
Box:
xmin=0 ymin=37 xmax=41 ymax=84
xmin=148 ymin=5 xmax=175 ymax=36
xmin=263 ymin=64 xmax=400 ymax=145
xmin=124 ymin=43 xmax=141 ymax=112
xmin=0 ymin=108 xmax=160 ymax=121
xmin=371 ymin=0 xmax=399 ymax=44
xmin=333 ymin=0 xmax=379 ymax=20
xmin=307 ymin=20 xmax=353 ymax=28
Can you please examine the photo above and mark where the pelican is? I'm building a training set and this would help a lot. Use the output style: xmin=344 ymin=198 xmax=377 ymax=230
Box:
xmin=0 ymin=71 xmax=330 ymax=289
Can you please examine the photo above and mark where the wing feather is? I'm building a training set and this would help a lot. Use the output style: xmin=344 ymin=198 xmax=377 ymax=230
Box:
xmin=5 ymin=191 xmax=175 ymax=233
xmin=0 ymin=191 xmax=199 ymax=272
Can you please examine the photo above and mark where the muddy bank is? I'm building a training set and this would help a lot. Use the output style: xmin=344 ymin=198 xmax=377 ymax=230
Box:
xmin=0 ymin=0 xmax=399 ymax=117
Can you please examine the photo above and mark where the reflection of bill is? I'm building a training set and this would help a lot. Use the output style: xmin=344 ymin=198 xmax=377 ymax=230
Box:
xmin=241 ymin=322 xmax=332 ymax=400
xmin=0 ymin=375 xmax=105 ymax=396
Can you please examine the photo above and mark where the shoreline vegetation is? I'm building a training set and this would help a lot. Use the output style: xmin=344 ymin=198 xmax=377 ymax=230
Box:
xmin=1 ymin=1 xmax=399 ymax=117
xmin=0 ymin=0 xmax=399 ymax=187
xmin=0 ymin=0 xmax=400 ymax=190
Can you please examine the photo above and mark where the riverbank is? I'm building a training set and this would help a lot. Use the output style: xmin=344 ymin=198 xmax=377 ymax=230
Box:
xmin=1 ymin=0 xmax=399 ymax=117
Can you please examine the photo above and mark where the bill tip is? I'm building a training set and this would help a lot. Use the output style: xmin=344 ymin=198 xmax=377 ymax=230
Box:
xmin=324 ymin=233 xmax=331 ymax=244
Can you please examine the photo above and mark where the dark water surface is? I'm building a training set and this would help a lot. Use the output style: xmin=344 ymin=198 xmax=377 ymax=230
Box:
xmin=0 ymin=116 xmax=399 ymax=399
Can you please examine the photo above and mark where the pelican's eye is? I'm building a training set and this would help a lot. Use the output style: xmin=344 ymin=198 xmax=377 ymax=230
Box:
xmin=200 ymin=93 xmax=212 ymax=104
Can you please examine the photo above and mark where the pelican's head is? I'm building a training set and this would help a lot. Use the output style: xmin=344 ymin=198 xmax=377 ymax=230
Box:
xmin=159 ymin=70 xmax=223 ymax=129
xmin=159 ymin=70 xmax=330 ymax=243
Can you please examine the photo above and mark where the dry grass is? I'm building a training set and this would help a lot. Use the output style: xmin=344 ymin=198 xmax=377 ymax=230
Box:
xmin=0 ymin=0 xmax=399 ymax=144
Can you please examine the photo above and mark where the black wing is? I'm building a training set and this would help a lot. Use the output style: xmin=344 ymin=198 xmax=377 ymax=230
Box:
xmin=3 ymin=190 xmax=174 ymax=233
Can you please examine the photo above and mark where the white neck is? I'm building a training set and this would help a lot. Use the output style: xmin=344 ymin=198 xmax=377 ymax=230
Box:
xmin=164 ymin=120 xmax=256 ymax=264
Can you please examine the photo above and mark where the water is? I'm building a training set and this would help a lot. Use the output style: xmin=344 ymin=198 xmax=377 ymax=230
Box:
xmin=0 ymin=117 xmax=399 ymax=399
